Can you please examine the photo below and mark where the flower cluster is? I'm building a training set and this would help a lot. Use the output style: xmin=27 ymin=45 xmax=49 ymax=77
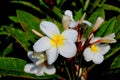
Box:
xmin=24 ymin=10 xmax=116 ymax=78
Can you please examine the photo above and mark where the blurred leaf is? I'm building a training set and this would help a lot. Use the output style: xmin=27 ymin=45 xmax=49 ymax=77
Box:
xmin=113 ymin=15 xmax=120 ymax=33
xmin=103 ymin=17 xmax=116 ymax=36
xmin=84 ymin=0 xmax=90 ymax=11
xmin=0 ymin=27 xmax=10 ymax=35
xmin=111 ymin=54 xmax=120 ymax=69
xmin=95 ymin=17 xmax=116 ymax=37
xmin=53 ymin=6 xmax=63 ymax=19
xmin=9 ymin=16 xmax=19 ymax=23
xmin=116 ymin=31 xmax=120 ymax=40
xmin=74 ymin=9 xmax=83 ymax=21
xmin=38 ymin=0 xmax=50 ymax=9
xmin=105 ymin=43 xmax=120 ymax=60
xmin=11 ymin=1 xmax=42 ymax=13
xmin=99 ymin=4 xmax=120 ymax=13
xmin=2 ymin=43 xmax=13 ymax=57
xmin=5 ymin=26 xmax=32 ymax=51
xmin=88 ymin=8 xmax=105 ymax=23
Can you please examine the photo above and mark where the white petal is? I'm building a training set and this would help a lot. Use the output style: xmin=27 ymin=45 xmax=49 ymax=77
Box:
xmin=83 ymin=48 xmax=94 ymax=62
xmin=98 ymin=44 xmax=110 ymax=55
xmin=64 ymin=10 xmax=74 ymax=21
xmin=58 ymin=40 xmax=77 ymax=58
xmin=33 ymin=37 xmax=51 ymax=52
xmin=27 ymin=51 xmax=38 ymax=63
xmin=44 ymin=65 xmax=56 ymax=75
xmin=62 ymin=29 xmax=78 ymax=42
xmin=90 ymin=37 xmax=101 ymax=43
xmin=62 ymin=15 xmax=70 ymax=30
xmin=35 ymin=65 xmax=45 ymax=76
xmin=69 ymin=21 xmax=79 ymax=28
xmin=46 ymin=47 xmax=58 ymax=65
xmin=82 ymin=20 xmax=93 ymax=27
xmin=40 ymin=21 xmax=60 ymax=38
xmin=24 ymin=63 xmax=38 ymax=74
xmin=93 ymin=54 xmax=104 ymax=64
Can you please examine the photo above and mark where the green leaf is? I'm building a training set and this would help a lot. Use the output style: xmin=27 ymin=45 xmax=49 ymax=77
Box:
xmin=88 ymin=8 xmax=105 ymax=23
xmin=5 ymin=26 xmax=33 ymax=51
xmin=116 ymin=30 xmax=120 ymax=40
xmin=111 ymin=54 xmax=120 ymax=69
xmin=95 ymin=17 xmax=116 ymax=37
xmin=105 ymin=43 xmax=120 ymax=60
xmin=16 ymin=10 xmax=41 ymax=33
xmin=99 ymin=4 xmax=120 ymax=13
xmin=9 ymin=16 xmax=19 ymax=23
xmin=0 ymin=57 xmax=39 ymax=79
xmin=11 ymin=1 xmax=42 ymax=13
xmin=103 ymin=17 xmax=116 ymax=36
xmin=113 ymin=15 xmax=120 ymax=33
xmin=74 ymin=9 xmax=83 ymax=21
xmin=53 ymin=6 xmax=63 ymax=19
xmin=2 ymin=43 xmax=13 ymax=57
xmin=0 ymin=57 xmax=61 ymax=79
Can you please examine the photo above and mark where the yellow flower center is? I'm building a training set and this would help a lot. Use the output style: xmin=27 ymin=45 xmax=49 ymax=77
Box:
xmin=90 ymin=45 xmax=99 ymax=53
xmin=50 ymin=34 xmax=64 ymax=47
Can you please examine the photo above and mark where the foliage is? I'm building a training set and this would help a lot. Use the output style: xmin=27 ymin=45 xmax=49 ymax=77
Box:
xmin=0 ymin=0 xmax=120 ymax=79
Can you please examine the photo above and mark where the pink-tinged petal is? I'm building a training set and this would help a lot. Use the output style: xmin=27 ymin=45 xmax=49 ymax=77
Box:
xmin=93 ymin=54 xmax=104 ymax=64
xmin=33 ymin=37 xmax=51 ymax=52
xmin=98 ymin=44 xmax=110 ymax=55
xmin=58 ymin=40 xmax=77 ymax=58
xmin=44 ymin=65 xmax=56 ymax=75
xmin=46 ymin=47 xmax=58 ymax=65
xmin=27 ymin=51 xmax=38 ymax=63
xmin=83 ymin=48 xmax=94 ymax=62
xmin=69 ymin=21 xmax=78 ymax=28
xmin=62 ymin=29 xmax=78 ymax=42
xmin=24 ymin=63 xmax=38 ymax=74
xmin=40 ymin=21 xmax=60 ymax=38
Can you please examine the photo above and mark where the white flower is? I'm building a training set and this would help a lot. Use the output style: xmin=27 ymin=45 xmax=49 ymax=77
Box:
xmin=24 ymin=51 xmax=56 ymax=76
xmin=83 ymin=44 xmax=110 ymax=64
xmin=33 ymin=21 xmax=78 ymax=65
xmin=64 ymin=10 xmax=92 ymax=28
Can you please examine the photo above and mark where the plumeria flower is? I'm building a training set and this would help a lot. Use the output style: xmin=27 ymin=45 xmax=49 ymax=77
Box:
xmin=24 ymin=51 xmax=56 ymax=76
xmin=33 ymin=21 xmax=78 ymax=65
xmin=83 ymin=44 xmax=110 ymax=64
xmin=63 ymin=10 xmax=93 ymax=28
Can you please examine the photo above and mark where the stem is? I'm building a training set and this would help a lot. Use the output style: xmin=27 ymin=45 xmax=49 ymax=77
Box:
xmin=64 ymin=61 xmax=72 ymax=80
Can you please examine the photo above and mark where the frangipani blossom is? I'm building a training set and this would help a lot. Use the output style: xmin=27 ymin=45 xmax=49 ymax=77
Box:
xmin=63 ymin=10 xmax=92 ymax=28
xmin=33 ymin=21 xmax=78 ymax=65
xmin=83 ymin=44 xmax=110 ymax=64
xmin=24 ymin=51 xmax=56 ymax=76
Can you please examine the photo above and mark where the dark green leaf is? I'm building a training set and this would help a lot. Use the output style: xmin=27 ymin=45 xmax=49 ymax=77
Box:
xmin=75 ymin=9 xmax=83 ymax=21
xmin=11 ymin=1 xmax=42 ymax=13
xmin=95 ymin=17 xmax=116 ymax=37
xmin=103 ymin=17 xmax=116 ymax=36
xmin=9 ymin=16 xmax=19 ymax=23
xmin=99 ymin=4 xmax=120 ymax=13
xmin=5 ymin=26 xmax=33 ymax=51
xmin=111 ymin=54 xmax=120 ymax=69
xmin=53 ymin=6 xmax=63 ymax=19
xmin=2 ymin=43 xmax=13 ymax=57
xmin=113 ymin=15 xmax=120 ymax=33
xmin=16 ymin=10 xmax=41 ymax=34
xmin=88 ymin=8 xmax=105 ymax=24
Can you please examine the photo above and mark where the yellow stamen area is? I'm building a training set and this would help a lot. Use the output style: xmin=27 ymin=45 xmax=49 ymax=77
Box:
xmin=50 ymin=34 xmax=64 ymax=47
xmin=90 ymin=45 xmax=99 ymax=53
